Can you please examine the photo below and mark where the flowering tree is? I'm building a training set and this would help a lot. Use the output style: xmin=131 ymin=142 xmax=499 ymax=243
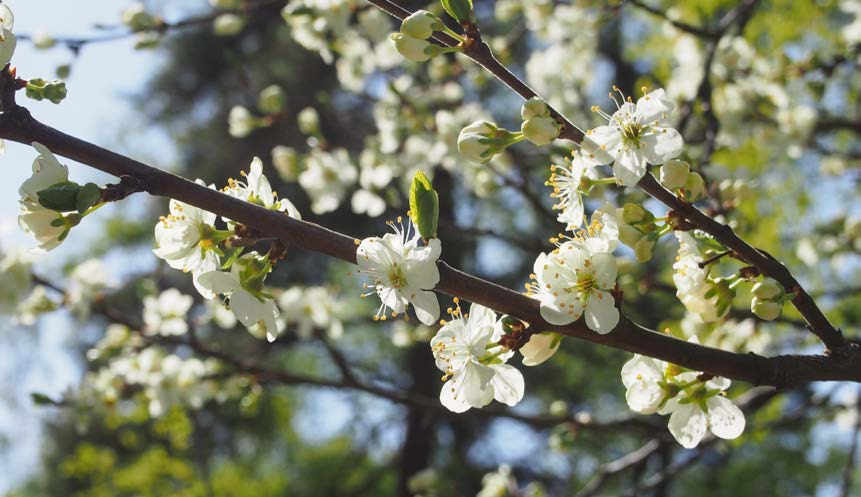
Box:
xmin=2 ymin=0 xmax=861 ymax=495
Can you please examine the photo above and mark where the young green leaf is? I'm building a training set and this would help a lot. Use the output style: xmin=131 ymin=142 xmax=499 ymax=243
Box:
xmin=76 ymin=182 xmax=102 ymax=214
xmin=409 ymin=171 xmax=439 ymax=241
xmin=37 ymin=181 xmax=82 ymax=212
xmin=440 ymin=0 xmax=473 ymax=23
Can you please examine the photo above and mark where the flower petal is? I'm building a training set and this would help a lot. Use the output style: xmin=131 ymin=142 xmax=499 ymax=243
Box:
xmin=584 ymin=291 xmax=619 ymax=334
xmin=707 ymin=396 xmax=745 ymax=440
xmin=668 ymin=403 xmax=708 ymax=449
xmin=489 ymin=364 xmax=525 ymax=406
xmin=409 ymin=289 xmax=440 ymax=326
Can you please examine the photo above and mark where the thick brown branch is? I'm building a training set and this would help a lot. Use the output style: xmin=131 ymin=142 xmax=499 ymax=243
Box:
xmin=2 ymin=108 xmax=859 ymax=387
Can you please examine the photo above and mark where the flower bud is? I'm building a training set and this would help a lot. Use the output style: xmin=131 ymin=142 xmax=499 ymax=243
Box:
xmin=660 ymin=159 xmax=690 ymax=190
xmin=549 ymin=400 xmax=568 ymax=417
xmin=683 ymin=172 xmax=706 ymax=202
xmin=213 ymin=13 xmax=245 ymax=36
xmin=519 ymin=332 xmax=561 ymax=366
xmin=228 ymin=106 xmax=257 ymax=138
xmin=400 ymin=10 xmax=440 ymax=40
xmin=521 ymin=97 xmax=549 ymax=120
xmin=619 ymin=224 xmax=642 ymax=248
xmin=457 ymin=121 xmax=498 ymax=163
xmin=272 ymin=146 xmax=300 ymax=181
xmin=122 ymin=3 xmax=159 ymax=32
xmin=32 ymin=31 xmax=56 ymax=50
xmin=752 ymin=279 xmax=783 ymax=300
xmin=521 ymin=116 xmax=560 ymax=146
xmin=634 ymin=236 xmax=656 ymax=263
xmin=257 ymin=85 xmax=286 ymax=115
xmin=390 ymin=33 xmax=431 ymax=62
xmin=297 ymin=107 xmax=320 ymax=136
xmin=751 ymin=296 xmax=782 ymax=321
xmin=622 ymin=203 xmax=651 ymax=224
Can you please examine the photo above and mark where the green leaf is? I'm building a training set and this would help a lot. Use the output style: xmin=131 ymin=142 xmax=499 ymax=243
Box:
xmin=440 ymin=0 xmax=473 ymax=23
xmin=409 ymin=171 xmax=439 ymax=241
xmin=76 ymin=182 xmax=102 ymax=214
xmin=31 ymin=392 xmax=56 ymax=405
xmin=37 ymin=181 xmax=82 ymax=212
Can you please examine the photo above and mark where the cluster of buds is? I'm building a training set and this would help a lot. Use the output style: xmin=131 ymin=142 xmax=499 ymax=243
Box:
xmin=659 ymin=160 xmax=705 ymax=202
xmin=520 ymin=97 xmax=561 ymax=146
xmin=390 ymin=10 xmax=457 ymax=62
xmin=750 ymin=278 xmax=786 ymax=321
xmin=618 ymin=203 xmax=666 ymax=262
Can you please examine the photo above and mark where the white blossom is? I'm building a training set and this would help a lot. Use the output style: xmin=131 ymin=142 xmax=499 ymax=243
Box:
xmin=621 ymin=355 xmax=668 ymax=414
xmin=277 ymin=286 xmax=345 ymax=339
xmin=356 ymin=217 xmax=440 ymax=325
xmin=298 ymin=148 xmax=358 ymax=214
xmin=153 ymin=184 xmax=221 ymax=299
xmin=143 ymin=288 xmax=194 ymax=336
xmin=67 ymin=259 xmax=112 ymax=319
xmin=583 ymin=88 xmax=684 ymax=186
xmin=430 ymin=302 xmax=524 ymax=412
xmin=223 ymin=157 xmax=301 ymax=219
xmin=17 ymin=143 xmax=74 ymax=252
xmin=228 ymin=105 xmax=257 ymax=138
xmin=547 ymin=151 xmax=599 ymax=230
xmin=197 ymin=253 xmax=280 ymax=342
xmin=663 ymin=375 xmax=745 ymax=449
xmin=0 ymin=248 xmax=33 ymax=314
xmin=528 ymin=239 xmax=619 ymax=333
xmin=0 ymin=2 xmax=15 ymax=68
xmin=672 ymin=232 xmax=725 ymax=322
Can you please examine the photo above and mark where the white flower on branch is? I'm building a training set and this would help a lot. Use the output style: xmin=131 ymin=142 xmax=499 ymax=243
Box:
xmin=143 ymin=288 xmax=194 ymax=336
xmin=673 ymin=232 xmax=727 ymax=322
xmin=0 ymin=3 xmax=16 ymax=68
xmin=153 ymin=182 xmax=222 ymax=299
xmin=519 ymin=332 xmax=561 ymax=366
xmin=17 ymin=143 xmax=74 ymax=252
xmin=582 ymin=87 xmax=684 ymax=186
xmin=663 ymin=374 xmax=746 ymax=449
xmin=430 ymin=301 xmax=524 ymax=413
xmin=298 ymin=147 xmax=358 ymax=215
xmin=621 ymin=354 xmax=668 ymax=415
xmin=223 ymin=157 xmax=302 ymax=219
xmin=198 ymin=252 xmax=280 ymax=342
xmin=527 ymin=232 xmax=619 ymax=334
xmin=547 ymin=150 xmax=600 ymax=231
xmin=356 ymin=216 xmax=441 ymax=325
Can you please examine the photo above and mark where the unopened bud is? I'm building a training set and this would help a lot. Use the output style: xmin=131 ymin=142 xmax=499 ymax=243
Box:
xmin=751 ymin=296 xmax=782 ymax=321
xmin=660 ymin=159 xmax=690 ymax=190
xmin=683 ymin=172 xmax=706 ymax=202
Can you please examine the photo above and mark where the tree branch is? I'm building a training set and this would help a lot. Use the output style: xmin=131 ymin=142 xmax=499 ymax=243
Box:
xmin=363 ymin=0 xmax=843 ymax=351
xmin=2 ymin=99 xmax=859 ymax=387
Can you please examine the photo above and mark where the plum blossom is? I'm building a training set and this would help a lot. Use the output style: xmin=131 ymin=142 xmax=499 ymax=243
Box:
xmin=527 ymin=237 xmax=619 ymax=334
xmin=430 ymin=301 xmax=524 ymax=412
xmin=547 ymin=150 xmax=600 ymax=230
xmin=153 ymin=182 xmax=222 ymax=298
xmin=17 ymin=143 xmax=74 ymax=252
xmin=0 ymin=3 xmax=16 ymax=68
xmin=519 ymin=332 xmax=561 ymax=366
xmin=662 ymin=374 xmax=745 ymax=449
xmin=673 ymin=232 xmax=726 ymax=322
xmin=143 ymin=288 xmax=194 ymax=336
xmin=198 ymin=252 xmax=279 ymax=341
xmin=356 ymin=216 xmax=441 ymax=325
xmin=582 ymin=87 xmax=684 ymax=186
xmin=298 ymin=147 xmax=358 ymax=214
xmin=621 ymin=354 xmax=668 ymax=414
xmin=223 ymin=157 xmax=301 ymax=219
